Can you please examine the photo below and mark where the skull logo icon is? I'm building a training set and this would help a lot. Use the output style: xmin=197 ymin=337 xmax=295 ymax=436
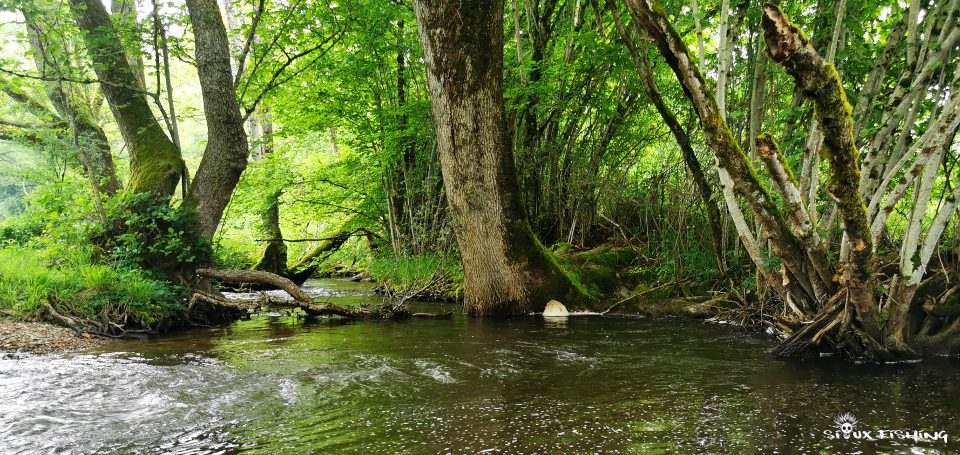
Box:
xmin=834 ymin=413 xmax=858 ymax=438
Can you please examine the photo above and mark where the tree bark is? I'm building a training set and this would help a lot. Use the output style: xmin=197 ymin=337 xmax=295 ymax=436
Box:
xmin=412 ymin=0 xmax=586 ymax=316
xmin=184 ymin=0 xmax=251 ymax=238
xmin=69 ymin=0 xmax=184 ymax=197
xmin=761 ymin=3 xmax=879 ymax=337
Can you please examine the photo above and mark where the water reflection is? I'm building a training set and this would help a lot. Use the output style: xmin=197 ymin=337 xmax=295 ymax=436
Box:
xmin=543 ymin=316 xmax=568 ymax=328
xmin=1 ymin=280 xmax=958 ymax=454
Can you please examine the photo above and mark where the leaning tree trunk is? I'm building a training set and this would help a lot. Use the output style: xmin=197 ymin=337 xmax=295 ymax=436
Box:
xmin=184 ymin=0 xmax=251 ymax=238
xmin=412 ymin=0 xmax=587 ymax=316
xmin=608 ymin=3 xmax=725 ymax=273
xmin=70 ymin=0 xmax=183 ymax=197
xmin=19 ymin=11 xmax=123 ymax=197
xmin=759 ymin=3 xmax=882 ymax=341
xmin=624 ymin=0 xmax=835 ymax=310
xmin=624 ymin=0 xmax=910 ymax=360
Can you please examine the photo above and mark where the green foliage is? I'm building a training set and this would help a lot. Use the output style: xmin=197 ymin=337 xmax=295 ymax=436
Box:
xmin=369 ymin=252 xmax=465 ymax=301
xmin=0 ymin=177 xmax=95 ymax=248
xmin=0 ymin=246 xmax=182 ymax=323
xmin=94 ymin=193 xmax=211 ymax=278
xmin=0 ymin=181 xmax=188 ymax=324
xmin=369 ymin=253 xmax=460 ymax=289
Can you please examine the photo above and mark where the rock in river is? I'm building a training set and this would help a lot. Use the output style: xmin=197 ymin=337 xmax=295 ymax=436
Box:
xmin=543 ymin=300 xmax=570 ymax=317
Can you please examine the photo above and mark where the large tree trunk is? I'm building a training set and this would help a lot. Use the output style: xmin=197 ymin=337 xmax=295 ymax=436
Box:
xmin=184 ymin=0 xmax=251 ymax=238
xmin=412 ymin=0 xmax=586 ymax=316
xmin=69 ymin=0 xmax=184 ymax=197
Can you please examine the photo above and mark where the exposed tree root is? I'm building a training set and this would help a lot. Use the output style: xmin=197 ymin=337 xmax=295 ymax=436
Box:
xmin=39 ymin=299 xmax=162 ymax=339
xmin=771 ymin=290 xmax=902 ymax=361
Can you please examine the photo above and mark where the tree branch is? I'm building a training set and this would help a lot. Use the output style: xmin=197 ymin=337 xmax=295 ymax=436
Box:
xmin=232 ymin=0 xmax=266 ymax=89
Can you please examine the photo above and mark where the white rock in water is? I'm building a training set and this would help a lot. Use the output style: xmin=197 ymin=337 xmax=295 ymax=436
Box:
xmin=543 ymin=300 xmax=569 ymax=317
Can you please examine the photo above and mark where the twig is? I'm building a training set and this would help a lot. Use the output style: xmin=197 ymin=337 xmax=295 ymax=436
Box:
xmin=602 ymin=278 xmax=690 ymax=314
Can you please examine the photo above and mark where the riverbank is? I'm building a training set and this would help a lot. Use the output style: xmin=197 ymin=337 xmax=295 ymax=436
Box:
xmin=0 ymin=319 xmax=107 ymax=356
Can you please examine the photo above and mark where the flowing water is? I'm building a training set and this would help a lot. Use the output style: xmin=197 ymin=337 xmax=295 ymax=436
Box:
xmin=1 ymin=279 xmax=959 ymax=454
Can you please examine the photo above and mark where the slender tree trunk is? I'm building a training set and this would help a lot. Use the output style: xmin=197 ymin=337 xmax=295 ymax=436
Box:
xmin=412 ymin=0 xmax=587 ymax=316
xmin=690 ymin=0 xmax=705 ymax=65
xmin=184 ymin=0 xmax=251 ymax=238
xmin=387 ymin=19 xmax=415 ymax=250
xmin=19 ymin=11 xmax=122 ymax=197
xmin=151 ymin=0 xmax=182 ymax=151
xmin=609 ymin=3 xmax=725 ymax=272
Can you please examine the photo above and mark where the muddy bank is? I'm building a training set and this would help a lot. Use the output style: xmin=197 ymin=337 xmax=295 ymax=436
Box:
xmin=0 ymin=319 xmax=107 ymax=356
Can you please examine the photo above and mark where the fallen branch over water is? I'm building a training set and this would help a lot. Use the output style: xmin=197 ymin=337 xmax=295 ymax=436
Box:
xmin=602 ymin=278 xmax=691 ymax=314
xmin=412 ymin=312 xmax=454 ymax=318
xmin=196 ymin=268 xmax=313 ymax=302
xmin=193 ymin=268 xmax=409 ymax=319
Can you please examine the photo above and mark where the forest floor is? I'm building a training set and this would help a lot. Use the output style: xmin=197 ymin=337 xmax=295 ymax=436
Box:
xmin=0 ymin=319 xmax=107 ymax=356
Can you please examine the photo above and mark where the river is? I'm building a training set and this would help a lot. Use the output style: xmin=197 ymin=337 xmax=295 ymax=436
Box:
xmin=1 ymin=279 xmax=958 ymax=454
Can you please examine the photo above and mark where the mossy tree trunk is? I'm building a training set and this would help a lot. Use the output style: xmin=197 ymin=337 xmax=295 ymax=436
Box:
xmin=11 ymin=8 xmax=123 ymax=197
xmin=412 ymin=0 xmax=588 ymax=316
xmin=624 ymin=0 xmax=960 ymax=359
xmin=624 ymin=0 xmax=834 ymax=310
xmin=759 ymin=4 xmax=880 ymax=339
xmin=285 ymin=214 xmax=363 ymax=284
xmin=70 ymin=0 xmax=184 ymax=197
xmin=0 ymin=78 xmax=121 ymax=197
xmin=252 ymin=189 xmax=289 ymax=277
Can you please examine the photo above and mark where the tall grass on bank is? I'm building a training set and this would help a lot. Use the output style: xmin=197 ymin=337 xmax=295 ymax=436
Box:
xmin=368 ymin=253 xmax=465 ymax=301
xmin=0 ymin=247 xmax=182 ymax=325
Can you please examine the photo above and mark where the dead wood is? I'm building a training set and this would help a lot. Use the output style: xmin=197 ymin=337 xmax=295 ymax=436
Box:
xmin=196 ymin=268 xmax=313 ymax=302
xmin=602 ymin=277 xmax=690 ymax=314
xmin=412 ymin=312 xmax=454 ymax=318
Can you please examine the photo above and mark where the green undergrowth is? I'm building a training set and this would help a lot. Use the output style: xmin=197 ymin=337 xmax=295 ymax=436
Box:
xmin=0 ymin=187 xmax=193 ymax=327
xmin=369 ymin=253 xmax=465 ymax=301
xmin=0 ymin=246 xmax=182 ymax=324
